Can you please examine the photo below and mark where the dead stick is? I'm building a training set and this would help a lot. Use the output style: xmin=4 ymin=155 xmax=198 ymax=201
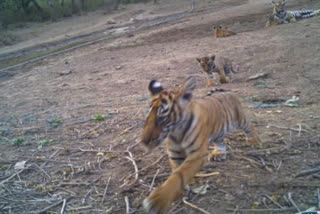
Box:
xmin=121 ymin=156 xmax=139 ymax=187
xmin=294 ymin=167 xmax=320 ymax=178
xmin=263 ymin=194 xmax=283 ymax=209
xmin=226 ymin=207 xmax=296 ymax=212
xmin=124 ymin=196 xmax=130 ymax=214
xmin=60 ymin=198 xmax=67 ymax=214
xmin=101 ymin=177 xmax=111 ymax=204
xmin=288 ymin=192 xmax=300 ymax=212
xmin=268 ymin=124 xmax=307 ymax=133
xmin=28 ymin=197 xmax=71 ymax=214
xmin=121 ymin=154 xmax=165 ymax=183
xmin=149 ymin=169 xmax=160 ymax=192
xmin=182 ymin=197 xmax=213 ymax=214
xmin=195 ymin=172 xmax=220 ymax=178
xmin=317 ymin=188 xmax=320 ymax=209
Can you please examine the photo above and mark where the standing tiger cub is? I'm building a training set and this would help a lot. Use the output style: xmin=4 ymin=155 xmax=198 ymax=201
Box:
xmin=213 ymin=25 xmax=236 ymax=38
xmin=196 ymin=55 xmax=237 ymax=87
xmin=141 ymin=77 xmax=261 ymax=214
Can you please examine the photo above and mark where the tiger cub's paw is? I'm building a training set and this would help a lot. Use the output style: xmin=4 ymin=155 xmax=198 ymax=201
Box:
xmin=209 ymin=144 xmax=227 ymax=161
xmin=246 ymin=134 xmax=261 ymax=145
xmin=143 ymin=187 xmax=171 ymax=214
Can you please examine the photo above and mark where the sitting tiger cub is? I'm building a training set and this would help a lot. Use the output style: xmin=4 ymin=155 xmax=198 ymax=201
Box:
xmin=266 ymin=0 xmax=320 ymax=27
xmin=196 ymin=55 xmax=236 ymax=87
xmin=213 ymin=25 xmax=236 ymax=38
xmin=141 ymin=76 xmax=261 ymax=214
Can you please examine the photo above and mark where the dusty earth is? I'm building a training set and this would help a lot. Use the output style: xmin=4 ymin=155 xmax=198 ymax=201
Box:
xmin=1 ymin=0 xmax=320 ymax=213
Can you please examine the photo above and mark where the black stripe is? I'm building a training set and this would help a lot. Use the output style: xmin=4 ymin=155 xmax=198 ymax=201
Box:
xmin=182 ymin=113 xmax=194 ymax=137
xmin=170 ymin=156 xmax=185 ymax=161
xmin=169 ymin=148 xmax=182 ymax=154
xmin=188 ymin=146 xmax=201 ymax=154
xmin=169 ymin=135 xmax=179 ymax=144
xmin=184 ymin=133 xmax=199 ymax=150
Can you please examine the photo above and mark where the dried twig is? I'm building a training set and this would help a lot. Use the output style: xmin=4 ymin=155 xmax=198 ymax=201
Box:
xmin=149 ymin=169 xmax=160 ymax=192
xmin=124 ymin=196 xmax=130 ymax=214
xmin=101 ymin=177 xmax=111 ymax=204
xmin=28 ymin=197 xmax=71 ymax=214
xmin=263 ymin=194 xmax=283 ymax=208
xmin=287 ymin=192 xmax=300 ymax=212
xmin=66 ymin=205 xmax=92 ymax=211
xmin=317 ymin=188 xmax=320 ymax=209
xmin=60 ymin=198 xmax=67 ymax=214
xmin=195 ymin=172 xmax=220 ymax=178
xmin=182 ymin=197 xmax=213 ymax=214
xmin=82 ymin=188 xmax=93 ymax=204
xmin=121 ymin=154 xmax=165 ymax=184
xmin=226 ymin=207 xmax=296 ymax=212
xmin=294 ymin=167 xmax=320 ymax=178
xmin=267 ymin=124 xmax=307 ymax=134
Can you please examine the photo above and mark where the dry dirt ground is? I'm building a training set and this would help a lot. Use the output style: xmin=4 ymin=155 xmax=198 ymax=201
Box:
xmin=1 ymin=0 xmax=320 ymax=213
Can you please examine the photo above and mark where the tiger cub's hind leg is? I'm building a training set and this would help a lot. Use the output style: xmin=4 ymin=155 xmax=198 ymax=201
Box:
xmin=242 ymin=122 xmax=261 ymax=145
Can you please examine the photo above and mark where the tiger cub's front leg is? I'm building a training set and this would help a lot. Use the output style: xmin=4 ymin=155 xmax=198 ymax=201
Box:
xmin=143 ymin=143 xmax=207 ymax=214
xmin=205 ymin=72 xmax=215 ymax=87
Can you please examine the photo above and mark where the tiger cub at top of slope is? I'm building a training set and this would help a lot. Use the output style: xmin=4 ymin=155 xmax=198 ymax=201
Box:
xmin=141 ymin=76 xmax=261 ymax=214
xmin=213 ymin=25 xmax=236 ymax=38
xmin=266 ymin=0 xmax=320 ymax=27
xmin=196 ymin=54 xmax=237 ymax=87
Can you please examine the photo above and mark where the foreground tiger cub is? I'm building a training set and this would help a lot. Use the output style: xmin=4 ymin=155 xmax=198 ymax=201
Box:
xmin=213 ymin=25 xmax=236 ymax=38
xmin=141 ymin=77 xmax=261 ymax=214
xmin=266 ymin=0 xmax=320 ymax=27
xmin=196 ymin=55 xmax=236 ymax=87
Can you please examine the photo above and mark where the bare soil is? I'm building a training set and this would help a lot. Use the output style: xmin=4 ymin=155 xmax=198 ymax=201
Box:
xmin=0 ymin=0 xmax=320 ymax=213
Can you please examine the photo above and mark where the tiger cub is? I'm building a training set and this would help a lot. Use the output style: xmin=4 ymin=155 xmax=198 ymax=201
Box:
xmin=213 ymin=25 xmax=236 ymax=38
xmin=267 ymin=0 xmax=320 ymax=27
xmin=196 ymin=55 xmax=236 ymax=87
xmin=141 ymin=76 xmax=261 ymax=214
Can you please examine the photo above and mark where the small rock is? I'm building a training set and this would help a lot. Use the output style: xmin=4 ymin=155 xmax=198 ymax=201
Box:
xmin=58 ymin=70 xmax=72 ymax=76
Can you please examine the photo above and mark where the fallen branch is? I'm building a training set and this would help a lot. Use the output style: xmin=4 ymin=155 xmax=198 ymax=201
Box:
xmin=60 ymin=198 xmax=67 ymax=214
xmin=263 ymin=194 xmax=283 ymax=209
xmin=101 ymin=177 xmax=111 ymax=204
xmin=226 ymin=207 xmax=296 ymax=212
xmin=149 ymin=169 xmax=160 ymax=192
xmin=124 ymin=196 xmax=130 ymax=214
xmin=247 ymin=72 xmax=271 ymax=81
xmin=294 ymin=167 xmax=320 ymax=178
xmin=121 ymin=149 xmax=139 ymax=187
xmin=28 ymin=197 xmax=71 ymax=214
xmin=267 ymin=124 xmax=307 ymax=134
xmin=287 ymin=192 xmax=300 ymax=212
xmin=317 ymin=188 xmax=320 ymax=209
xmin=120 ymin=154 xmax=165 ymax=184
xmin=195 ymin=172 xmax=220 ymax=178
xmin=182 ymin=197 xmax=213 ymax=214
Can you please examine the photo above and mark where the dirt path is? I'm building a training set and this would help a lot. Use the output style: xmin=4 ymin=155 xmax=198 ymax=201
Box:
xmin=0 ymin=0 xmax=320 ymax=213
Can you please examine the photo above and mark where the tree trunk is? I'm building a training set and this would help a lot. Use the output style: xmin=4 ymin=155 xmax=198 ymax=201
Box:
xmin=30 ymin=0 xmax=43 ymax=12
xmin=191 ymin=0 xmax=195 ymax=11
xmin=113 ymin=0 xmax=121 ymax=10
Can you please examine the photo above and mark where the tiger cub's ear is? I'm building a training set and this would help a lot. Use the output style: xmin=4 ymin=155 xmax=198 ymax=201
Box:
xmin=178 ymin=76 xmax=196 ymax=107
xmin=148 ymin=80 xmax=164 ymax=96
xmin=196 ymin=58 xmax=201 ymax=63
